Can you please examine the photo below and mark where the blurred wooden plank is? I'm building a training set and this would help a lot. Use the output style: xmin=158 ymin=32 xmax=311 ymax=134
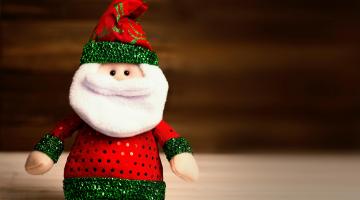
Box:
xmin=3 ymin=0 xmax=360 ymax=22
xmin=4 ymin=67 xmax=359 ymax=112
xmin=3 ymin=0 xmax=360 ymax=41
xmin=2 ymin=0 xmax=360 ymax=72
xmin=1 ymin=153 xmax=360 ymax=200
xmin=1 ymin=0 xmax=112 ymax=20
xmin=2 ymin=18 xmax=359 ymax=72
xmin=1 ymin=67 xmax=360 ymax=151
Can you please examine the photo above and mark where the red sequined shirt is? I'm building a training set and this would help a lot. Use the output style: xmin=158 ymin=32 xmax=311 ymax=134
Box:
xmin=50 ymin=113 xmax=180 ymax=181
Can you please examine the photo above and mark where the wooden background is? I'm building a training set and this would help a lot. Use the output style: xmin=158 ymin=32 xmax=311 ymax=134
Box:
xmin=1 ymin=0 xmax=360 ymax=152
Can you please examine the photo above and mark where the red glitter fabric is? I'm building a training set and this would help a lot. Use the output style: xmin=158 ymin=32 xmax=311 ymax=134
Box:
xmin=49 ymin=114 xmax=180 ymax=181
xmin=89 ymin=0 xmax=152 ymax=50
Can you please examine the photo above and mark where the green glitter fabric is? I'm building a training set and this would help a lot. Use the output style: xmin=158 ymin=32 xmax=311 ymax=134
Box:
xmin=63 ymin=177 xmax=166 ymax=200
xmin=163 ymin=137 xmax=193 ymax=161
xmin=80 ymin=41 xmax=159 ymax=65
xmin=34 ymin=133 xmax=64 ymax=163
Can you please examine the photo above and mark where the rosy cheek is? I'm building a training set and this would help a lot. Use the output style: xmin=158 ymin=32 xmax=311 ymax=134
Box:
xmin=98 ymin=66 xmax=110 ymax=75
xmin=131 ymin=69 xmax=144 ymax=78
xmin=129 ymin=72 xmax=137 ymax=78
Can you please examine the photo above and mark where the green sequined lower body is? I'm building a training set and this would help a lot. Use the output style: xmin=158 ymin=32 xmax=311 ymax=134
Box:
xmin=63 ymin=177 xmax=165 ymax=200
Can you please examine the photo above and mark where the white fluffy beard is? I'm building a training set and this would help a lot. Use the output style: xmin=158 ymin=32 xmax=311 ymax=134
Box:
xmin=69 ymin=63 xmax=169 ymax=138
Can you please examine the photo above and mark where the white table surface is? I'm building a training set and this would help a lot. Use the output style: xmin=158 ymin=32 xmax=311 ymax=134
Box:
xmin=0 ymin=152 xmax=359 ymax=200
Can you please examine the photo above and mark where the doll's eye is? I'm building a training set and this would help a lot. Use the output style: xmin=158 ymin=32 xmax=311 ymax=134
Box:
xmin=110 ymin=70 xmax=116 ymax=76
xmin=124 ymin=70 xmax=130 ymax=76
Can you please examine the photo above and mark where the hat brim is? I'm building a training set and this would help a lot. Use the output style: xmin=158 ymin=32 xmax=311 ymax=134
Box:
xmin=80 ymin=41 xmax=158 ymax=65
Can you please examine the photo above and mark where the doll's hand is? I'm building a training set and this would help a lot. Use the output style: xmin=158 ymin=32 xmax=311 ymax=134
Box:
xmin=25 ymin=150 xmax=54 ymax=175
xmin=170 ymin=152 xmax=199 ymax=182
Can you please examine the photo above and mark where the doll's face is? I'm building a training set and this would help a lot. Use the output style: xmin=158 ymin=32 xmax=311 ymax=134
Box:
xmin=98 ymin=63 xmax=144 ymax=80
xmin=69 ymin=63 xmax=169 ymax=138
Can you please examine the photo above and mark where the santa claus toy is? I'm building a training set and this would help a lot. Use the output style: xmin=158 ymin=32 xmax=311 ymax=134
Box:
xmin=24 ymin=0 xmax=199 ymax=199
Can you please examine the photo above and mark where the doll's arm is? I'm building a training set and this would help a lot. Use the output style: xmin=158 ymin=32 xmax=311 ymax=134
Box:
xmin=152 ymin=120 xmax=199 ymax=182
xmin=25 ymin=112 xmax=83 ymax=175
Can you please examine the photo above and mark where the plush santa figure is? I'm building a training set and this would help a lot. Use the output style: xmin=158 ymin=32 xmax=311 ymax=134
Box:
xmin=24 ymin=0 xmax=199 ymax=199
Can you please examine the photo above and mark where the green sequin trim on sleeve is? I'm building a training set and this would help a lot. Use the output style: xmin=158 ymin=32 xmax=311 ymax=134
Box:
xmin=163 ymin=137 xmax=193 ymax=161
xmin=34 ymin=133 xmax=64 ymax=163
xmin=63 ymin=177 xmax=166 ymax=200
xmin=80 ymin=41 xmax=159 ymax=65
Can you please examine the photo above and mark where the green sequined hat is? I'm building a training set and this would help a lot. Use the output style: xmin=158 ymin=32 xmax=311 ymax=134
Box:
xmin=80 ymin=0 xmax=158 ymax=66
